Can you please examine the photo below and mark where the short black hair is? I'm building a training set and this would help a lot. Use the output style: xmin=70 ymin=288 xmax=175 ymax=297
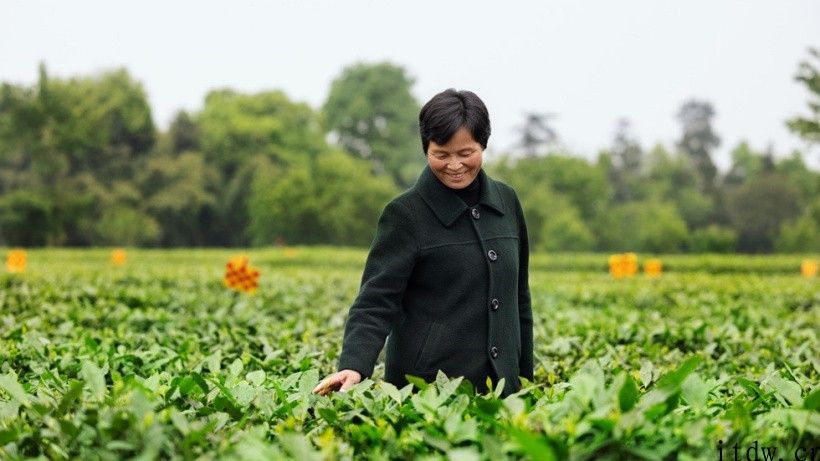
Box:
xmin=419 ymin=89 xmax=491 ymax=154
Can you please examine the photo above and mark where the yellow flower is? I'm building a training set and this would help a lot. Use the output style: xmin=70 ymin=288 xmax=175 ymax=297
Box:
xmin=111 ymin=248 xmax=127 ymax=266
xmin=6 ymin=249 xmax=26 ymax=273
xmin=801 ymin=260 xmax=818 ymax=277
xmin=224 ymin=256 xmax=260 ymax=294
xmin=644 ymin=259 xmax=662 ymax=277
xmin=609 ymin=253 xmax=638 ymax=278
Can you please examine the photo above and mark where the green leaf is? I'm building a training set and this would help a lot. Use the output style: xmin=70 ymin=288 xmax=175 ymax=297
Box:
xmin=444 ymin=414 xmax=478 ymax=443
xmin=681 ymin=372 xmax=710 ymax=409
xmin=619 ymin=372 xmax=639 ymax=412
xmin=447 ymin=447 xmax=481 ymax=461
xmin=298 ymin=369 xmax=319 ymax=395
xmin=191 ymin=373 xmax=210 ymax=394
xmin=229 ymin=359 xmax=243 ymax=377
xmin=405 ymin=374 xmax=428 ymax=391
xmin=234 ymin=381 xmax=255 ymax=406
xmin=317 ymin=407 xmax=338 ymax=423
xmin=381 ymin=381 xmax=403 ymax=404
xmin=246 ymin=370 xmax=266 ymax=387
xmin=0 ymin=427 xmax=19 ymax=444
xmin=279 ymin=432 xmax=322 ymax=461
xmin=0 ymin=373 xmax=30 ymax=407
xmin=509 ymin=428 xmax=557 ymax=461
xmin=80 ymin=361 xmax=107 ymax=402
xmin=170 ymin=409 xmax=190 ymax=435
xmin=656 ymin=356 xmax=700 ymax=391
xmin=56 ymin=380 xmax=84 ymax=415
xmin=767 ymin=375 xmax=802 ymax=406
xmin=804 ymin=387 xmax=820 ymax=411
xmin=639 ymin=360 xmax=654 ymax=387
xmin=206 ymin=351 xmax=222 ymax=373
xmin=494 ymin=378 xmax=506 ymax=399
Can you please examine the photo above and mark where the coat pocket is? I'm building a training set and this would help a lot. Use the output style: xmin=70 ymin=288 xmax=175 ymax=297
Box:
xmin=412 ymin=321 xmax=443 ymax=372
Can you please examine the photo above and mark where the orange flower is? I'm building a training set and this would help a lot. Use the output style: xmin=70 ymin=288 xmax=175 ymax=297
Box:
xmin=6 ymin=249 xmax=26 ymax=273
xmin=224 ymin=256 xmax=260 ymax=294
xmin=644 ymin=258 xmax=663 ymax=277
xmin=801 ymin=260 xmax=818 ymax=278
xmin=609 ymin=253 xmax=638 ymax=278
xmin=111 ymin=248 xmax=127 ymax=266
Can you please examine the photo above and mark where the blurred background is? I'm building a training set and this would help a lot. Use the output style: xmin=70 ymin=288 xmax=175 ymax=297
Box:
xmin=1 ymin=0 xmax=818 ymax=253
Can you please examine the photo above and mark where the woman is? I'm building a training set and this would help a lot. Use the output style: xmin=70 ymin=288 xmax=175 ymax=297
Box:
xmin=313 ymin=89 xmax=533 ymax=398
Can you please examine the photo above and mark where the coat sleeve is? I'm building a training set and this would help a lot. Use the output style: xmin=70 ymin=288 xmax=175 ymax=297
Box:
xmin=337 ymin=200 xmax=418 ymax=379
xmin=514 ymin=191 xmax=534 ymax=381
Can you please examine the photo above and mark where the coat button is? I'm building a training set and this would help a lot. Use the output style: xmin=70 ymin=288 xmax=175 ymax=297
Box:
xmin=490 ymin=346 xmax=499 ymax=359
xmin=490 ymin=298 xmax=500 ymax=311
xmin=471 ymin=208 xmax=480 ymax=219
xmin=487 ymin=249 xmax=497 ymax=261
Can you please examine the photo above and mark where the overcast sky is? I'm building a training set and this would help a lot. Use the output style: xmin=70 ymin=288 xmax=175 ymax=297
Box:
xmin=2 ymin=0 xmax=819 ymax=170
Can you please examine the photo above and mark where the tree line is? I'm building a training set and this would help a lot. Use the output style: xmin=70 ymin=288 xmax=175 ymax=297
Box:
xmin=1 ymin=50 xmax=818 ymax=253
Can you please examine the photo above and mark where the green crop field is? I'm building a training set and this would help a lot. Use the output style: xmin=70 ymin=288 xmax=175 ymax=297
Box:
xmin=1 ymin=249 xmax=818 ymax=460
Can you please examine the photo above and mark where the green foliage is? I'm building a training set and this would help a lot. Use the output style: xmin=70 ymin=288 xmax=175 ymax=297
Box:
xmin=594 ymin=201 xmax=689 ymax=253
xmin=137 ymin=153 xmax=219 ymax=246
xmin=0 ymin=65 xmax=155 ymax=246
xmin=676 ymin=100 xmax=720 ymax=192
xmin=726 ymin=175 xmax=803 ymax=252
xmin=248 ymin=151 xmax=397 ymax=246
xmin=1 ymin=62 xmax=819 ymax=251
xmin=786 ymin=47 xmax=820 ymax=143
xmin=776 ymin=197 xmax=820 ymax=252
xmin=0 ymin=249 xmax=816 ymax=459
xmin=322 ymin=61 xmax=423 ymax=188
xmin=724 ymin=141 xmax=766 ymax=187
xmin=95 ymin=206 xmax=160 ymax=246
xmin=197 ymin=89 xmax=324 ymax=175
xmin=168 ymin=110 xmax=200 ymax=154
xmin=0 ymin=190 xmax=55 ymax=246
xmin=688 ymin=225 xmax=737 ymax=253
xmin=194 ymin=89 xmax=329 ymax=246
xmin=605 ymin=119 xmax=644 ymax=203
xmin=529 ymin=188 xmax=595 ymax=252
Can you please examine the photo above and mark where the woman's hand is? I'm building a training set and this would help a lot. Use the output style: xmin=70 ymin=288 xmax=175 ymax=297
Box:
xmin=312 ymin=369 xmax=362 ymax=395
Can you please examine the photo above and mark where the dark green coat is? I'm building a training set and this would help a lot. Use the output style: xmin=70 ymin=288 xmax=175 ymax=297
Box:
xmin=338 ymin=164 xmax=533 ymax=397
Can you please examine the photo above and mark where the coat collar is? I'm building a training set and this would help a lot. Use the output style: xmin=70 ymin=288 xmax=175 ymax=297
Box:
xmin=414 ymin=164 xmax=506 ymax=227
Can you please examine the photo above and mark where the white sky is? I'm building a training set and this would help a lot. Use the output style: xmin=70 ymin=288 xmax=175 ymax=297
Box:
xmin=2 ymin=0 xmax=819 ymax=170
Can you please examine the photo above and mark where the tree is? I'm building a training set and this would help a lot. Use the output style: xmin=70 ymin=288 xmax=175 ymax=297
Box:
xmin=726 ymin=174 xmax=802 ymax=252
xmin=775 ymin=151 xmax=819 ymax=204
xmin=248 ymin=150 xmax=397 ymax=246
xmin=786 ymin=47 xmax=820 ymax=144
xmin=634 ymin=202 xmax=689 ymax=253
xmin=593 ymin=201 xmax=688 ymax=253
xmin=606 ymin=118 xmax=643 ymax=202
xmin=776 ymin=197 xmax=820 ymax=252
xmin=322 ymin=62 xmax=422 ymax=188
xmin=0 ymin=64 xmax=156 ymax=245
xmin=641 ymin=144 xmax=715 ymax=229
xmin=169 ymin=110 xmax=200 ymax=154
xmin=515 ymin=112 xmax=559 ymax=157
xmin=197 ymin=89 xmax=325 ymax=176
xmin=676 ymin=100 xmax=720 ymax=193
xmin=195 ymin=88 xmax=328 ymax=245
xmin=0 ymin=190 xmax=55 ymax=246
xmin=688 ymin=225 xmax=737 ymax=253
xmin=723 ymin=141 xmax=764 ymax=187
xmin=530 ymin=188 xmax=595 ymax=252
xmin=137 ymin=152 xmax=219 ymax=246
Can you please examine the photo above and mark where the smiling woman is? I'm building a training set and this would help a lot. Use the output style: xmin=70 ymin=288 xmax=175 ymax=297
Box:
xmin=314 ymin=88 xmax=533 ymax=397
xmin=426 ymin=127 xmax=483 ymax=189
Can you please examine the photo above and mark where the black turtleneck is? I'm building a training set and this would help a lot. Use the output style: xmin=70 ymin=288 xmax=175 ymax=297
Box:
xmin=447 ymin=173 xmax=481 ymax=207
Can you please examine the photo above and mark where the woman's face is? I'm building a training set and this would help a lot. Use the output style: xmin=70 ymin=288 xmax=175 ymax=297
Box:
xmin=426 ymin=126 xmax=483 ymax=189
